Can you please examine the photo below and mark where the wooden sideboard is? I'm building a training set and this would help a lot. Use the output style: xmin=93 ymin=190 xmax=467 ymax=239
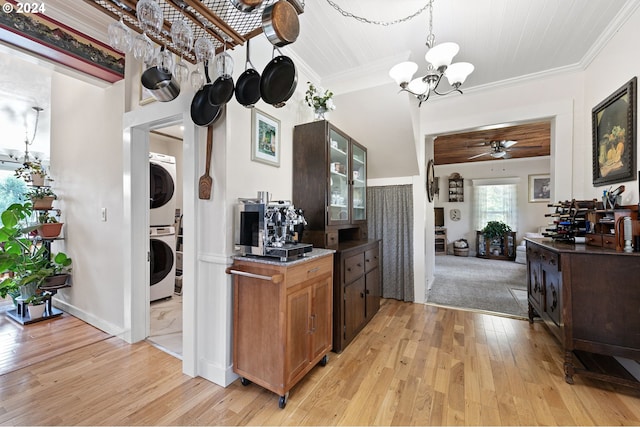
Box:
xmin=526 ymin=238 xmax=640 ymax=388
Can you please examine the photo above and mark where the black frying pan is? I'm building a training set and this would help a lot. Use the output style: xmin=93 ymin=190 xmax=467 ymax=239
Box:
xmin=191 ymin=62 xmax=222 ymax=126
xmin=260 ymin=49 xmax=297 ymax=108
xmin=209 ymin=75 xmax=235 ymax=106
xmin=235 ymin=40 xmax=261 ymax=108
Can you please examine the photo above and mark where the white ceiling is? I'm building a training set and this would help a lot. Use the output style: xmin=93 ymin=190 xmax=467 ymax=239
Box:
xmin=5 ymin=0 xmax=637 ymax=177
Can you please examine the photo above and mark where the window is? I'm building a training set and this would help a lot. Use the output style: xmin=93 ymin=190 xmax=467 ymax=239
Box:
xmin=472 ymin=180 xmax=518 ymax=232
xmin=0 ymin=167 xmax=27 ymax=213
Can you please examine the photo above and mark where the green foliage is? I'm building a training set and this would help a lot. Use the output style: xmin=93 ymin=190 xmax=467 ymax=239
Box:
xmin=13 ymin=160 xmax=51 ymax=181
xmin=0 ymin=202 xmax=72 ymax=300
xmin=481 ymin=221 xmax=512 ymax=240
xmin=25 ymin=186 xmax=57 ymax=200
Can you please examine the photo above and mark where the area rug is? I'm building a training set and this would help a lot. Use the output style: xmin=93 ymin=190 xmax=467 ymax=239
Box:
xmin=428 ymin=255 xmax=528 ymax=319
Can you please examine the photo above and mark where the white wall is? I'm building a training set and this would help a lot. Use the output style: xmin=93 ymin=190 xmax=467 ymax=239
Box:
xmin=434 ymin=157 xmax=551 ymax=253
xmin=582 ymin=5 xmax=640 ymax=205
xmin=49 ymin=72 xmax=126 ymax=335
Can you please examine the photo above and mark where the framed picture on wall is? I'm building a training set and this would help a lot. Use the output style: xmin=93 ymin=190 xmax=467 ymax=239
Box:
xmin=529 ymin=174 xmax=551 ymax=202
xmin=592 ymin=77 xmax=637 ymax=186
xmin=251 ymin=109 xmax=280 ymax=167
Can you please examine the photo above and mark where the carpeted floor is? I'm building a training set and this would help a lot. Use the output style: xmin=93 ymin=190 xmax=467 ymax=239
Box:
xmin=428 ymin=255 xmax=528 ymax=319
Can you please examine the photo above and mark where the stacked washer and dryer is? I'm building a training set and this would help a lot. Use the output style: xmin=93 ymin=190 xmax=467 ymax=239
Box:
xmin=149 ymin=152 xmax=177 ymax=302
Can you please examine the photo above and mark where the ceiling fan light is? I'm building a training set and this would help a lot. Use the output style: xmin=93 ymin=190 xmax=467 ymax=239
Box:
xmin=407 ymin=77 xmax=428 ymax=95
xmin=491 ymin=151 xmax=506 ymax=158
xmin=389 ymin=61 xmax=418 ymax=86
xmin=445 ymin=62 xmax=474 ymax=86
xmin=425 ymin=42 xmax=459 ymax=69
xmin=502 ymin=140 xmax=517 ymax=148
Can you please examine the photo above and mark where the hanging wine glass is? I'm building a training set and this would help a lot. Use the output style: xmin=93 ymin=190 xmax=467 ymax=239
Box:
xmin=191 ymin=36 xmax=213 ymax=89
xmin=214 ymin=42 xmax=234 ymax=78
xmin=107 ymin=9 xmax=132 ymax=53
xmin=158 ymin=45 xmax=174 ymax=73
xmin=170 ymin=13 xmax=193 ymax=83
xmin=134 ymin=0 xmax=163 ymax=64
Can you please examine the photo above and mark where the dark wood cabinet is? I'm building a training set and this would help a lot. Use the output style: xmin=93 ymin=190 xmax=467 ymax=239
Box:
xmin=333 ymin=239 xmax=381 ymax=352
xmin=526 ymin=238 xmax=640 ymax=388
xmin=293 ymin=120 xmax=368 ymax=249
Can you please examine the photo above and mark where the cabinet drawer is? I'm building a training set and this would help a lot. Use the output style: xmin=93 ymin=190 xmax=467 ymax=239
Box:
xmin=539 ymin=249 xmax=559 ymax=270
xmin=602 ymin=234 xmax=617 ymax=249
xmin=364 ymin=247 xmax=379 ymax=272
xmin=325 ymin=232 xmax=338 ymax=248
xmin=585 ymin=234 xmax=602 ymax=247
xmin=344 ymin=253 xmax=365 ymax=284
xmin=287 ymin=256 xmax=333 ymax=287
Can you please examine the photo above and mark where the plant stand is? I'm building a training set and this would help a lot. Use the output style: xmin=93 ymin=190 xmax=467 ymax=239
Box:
xmin=6 ymin=296 xmax=63 ymax=325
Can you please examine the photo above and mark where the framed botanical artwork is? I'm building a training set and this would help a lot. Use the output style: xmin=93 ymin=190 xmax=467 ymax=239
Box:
xmin=592 ymin=77 xmax=637 ymax=186
xmin=251 ymin=109 xmax=280 ymax=167
xmin=529 ymin=174 xmax=551 ymax=202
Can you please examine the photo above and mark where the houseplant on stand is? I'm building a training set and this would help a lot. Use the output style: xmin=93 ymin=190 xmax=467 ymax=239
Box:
xmin=480 ymin=220 xmax=513 ymax=257
xmin=0 ymin=202 xmax=72 ymax=322
xmin=37 ymin=211 xmax=63 ymax=238
xmin=25 ymin=187 xmax=57 ymax=210
xmin=14 ymin=160 xmax=52 ymax=187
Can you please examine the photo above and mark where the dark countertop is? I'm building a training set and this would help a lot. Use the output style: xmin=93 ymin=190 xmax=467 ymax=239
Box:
xmin=525 ymin=237 xmax=640 ymax=256
xmin=232 ymin=248 xmax=335 ymax=266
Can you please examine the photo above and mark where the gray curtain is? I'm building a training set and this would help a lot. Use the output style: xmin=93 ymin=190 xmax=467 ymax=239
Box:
xmin=367 ymin=185 xmax=414 ymax=302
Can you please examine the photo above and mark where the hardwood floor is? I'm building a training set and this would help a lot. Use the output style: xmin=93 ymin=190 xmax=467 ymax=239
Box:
xmin=1 ymin=300 xmax=639 ymax=425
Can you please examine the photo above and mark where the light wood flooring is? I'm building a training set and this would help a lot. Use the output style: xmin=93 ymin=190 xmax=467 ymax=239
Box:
xmin=1 ymin=299 xmax=640 ymax=425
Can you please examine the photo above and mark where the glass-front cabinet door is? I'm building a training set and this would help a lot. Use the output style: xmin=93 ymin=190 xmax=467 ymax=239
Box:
xmin=351 ymin=142 xmax=366 ymax=222
xmin=328 ymin=128 xmax=350 ymax=224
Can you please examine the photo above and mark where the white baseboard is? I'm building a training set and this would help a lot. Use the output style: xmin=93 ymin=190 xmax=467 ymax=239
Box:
xmin=53 ymin=297 xmax=126 ymax=339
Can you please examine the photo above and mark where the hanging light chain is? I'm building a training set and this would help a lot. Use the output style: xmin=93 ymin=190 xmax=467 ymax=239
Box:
xmin=325 ymin=0 xmax=431 ymax=26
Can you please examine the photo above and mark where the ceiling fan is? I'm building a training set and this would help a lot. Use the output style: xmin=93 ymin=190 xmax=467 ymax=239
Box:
xmin=468 ymin=140 xmax=519 ymax=160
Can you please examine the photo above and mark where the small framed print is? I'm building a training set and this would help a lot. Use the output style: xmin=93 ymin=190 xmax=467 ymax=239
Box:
xmin=529 ymin=174 xmax=551 ymax=202
xmin=251 ymin=109 xmax=280 ymax=167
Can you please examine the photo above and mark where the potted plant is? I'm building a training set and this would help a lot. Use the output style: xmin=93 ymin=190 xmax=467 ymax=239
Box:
xmin=481 ymin=221 xmax=513 ymax=241
xmin=0 ymin=202 xmax=72 ymax=310
xmin=25 ymin=186 xmax=57 ymax=210
xmin=25 ymin=290 xmax=51 ymax=319
xmin=305 ymin=81 xmax=336 ymax=120
xmin=14 ymin=160 xmax=52 ymax=186
xmin=37 ymin=211 xmax=63 ymax=238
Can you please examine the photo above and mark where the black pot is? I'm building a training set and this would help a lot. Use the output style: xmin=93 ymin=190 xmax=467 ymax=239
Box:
xmin=260 ymin=50 xmax=297 ymax=108
xmin=190 ymin=62 xmax=223 ymax=127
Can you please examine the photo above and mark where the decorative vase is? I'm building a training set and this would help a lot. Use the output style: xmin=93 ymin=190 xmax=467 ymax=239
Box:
xmin=28 ymin=303 xmax=46 ymax=319
xmin=314 ymin=106 xmax=327 ymax=120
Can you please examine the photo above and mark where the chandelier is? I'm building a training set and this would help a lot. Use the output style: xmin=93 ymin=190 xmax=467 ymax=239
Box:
xmin=388 ymin=0 xmax=474 ymax=106
xmin=8 ymin=106 xmax=44 ymax=164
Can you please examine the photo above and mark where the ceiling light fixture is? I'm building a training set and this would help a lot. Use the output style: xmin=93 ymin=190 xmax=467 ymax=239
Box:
xmin=389 ymin=0 xmax=474 ymax=107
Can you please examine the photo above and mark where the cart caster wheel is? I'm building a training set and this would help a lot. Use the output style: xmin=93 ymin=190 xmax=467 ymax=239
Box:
xmin=278 ymin=392 xmax=289 ymax=409
xmin=319 ymin=354 xmax=329 ymax=367
xmin=240 ymin=377 xmax=251 ymax=386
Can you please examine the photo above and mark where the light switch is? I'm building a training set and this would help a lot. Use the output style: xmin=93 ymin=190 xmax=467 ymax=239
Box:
xmin=101 ymin=207 xmax=107 ymax=222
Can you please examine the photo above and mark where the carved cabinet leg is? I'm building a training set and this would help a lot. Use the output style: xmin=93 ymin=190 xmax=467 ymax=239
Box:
xmin=564 ymin=351 xmax=575 ymax=384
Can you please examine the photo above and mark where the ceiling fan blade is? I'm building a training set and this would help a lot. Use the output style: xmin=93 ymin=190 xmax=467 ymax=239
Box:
xmin=502 ymin=140 xmax=517 ymax=148
xmin=502 ymin=152 xmax=512 ymax=159
xmin=468 ymin=152 xmax=490 ymax=160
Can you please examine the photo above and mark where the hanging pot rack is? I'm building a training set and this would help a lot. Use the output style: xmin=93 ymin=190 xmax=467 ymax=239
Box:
xmin=82 ymin=0 xmax=303 ymax=63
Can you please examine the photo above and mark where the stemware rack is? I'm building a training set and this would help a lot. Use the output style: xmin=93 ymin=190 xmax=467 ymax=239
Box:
xmin=83 ymin=0 xmax=304 ymax=62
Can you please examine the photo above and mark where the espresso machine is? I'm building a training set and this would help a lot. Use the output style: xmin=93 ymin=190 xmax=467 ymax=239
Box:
xmin=234 ymin=191 xmax=312 ymax=261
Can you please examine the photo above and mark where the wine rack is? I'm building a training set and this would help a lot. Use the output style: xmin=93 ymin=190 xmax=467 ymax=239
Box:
xmin=544 ymin=199 xmax=597 ymax=241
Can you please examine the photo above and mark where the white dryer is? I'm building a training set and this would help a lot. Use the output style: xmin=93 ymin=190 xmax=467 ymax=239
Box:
xmin=150 ymin=226 xmax=176 ymax=301
xmin=149 ymin=152 xmax=177 ymax=227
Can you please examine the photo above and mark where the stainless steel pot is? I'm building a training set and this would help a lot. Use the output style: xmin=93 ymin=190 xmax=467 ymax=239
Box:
xmin=262 ymin=0 xmax=299 ymax=47
xmin=141 ymin=66 xmax=180 ymax=102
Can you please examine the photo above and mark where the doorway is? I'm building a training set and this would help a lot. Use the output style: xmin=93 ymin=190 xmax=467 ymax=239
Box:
xmin=147 ymin=123 xmax=184 ymax=358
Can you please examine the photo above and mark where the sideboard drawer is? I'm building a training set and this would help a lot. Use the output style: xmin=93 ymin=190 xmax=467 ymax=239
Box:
xmin=344 ymin=253 xmax=365 ymax=284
